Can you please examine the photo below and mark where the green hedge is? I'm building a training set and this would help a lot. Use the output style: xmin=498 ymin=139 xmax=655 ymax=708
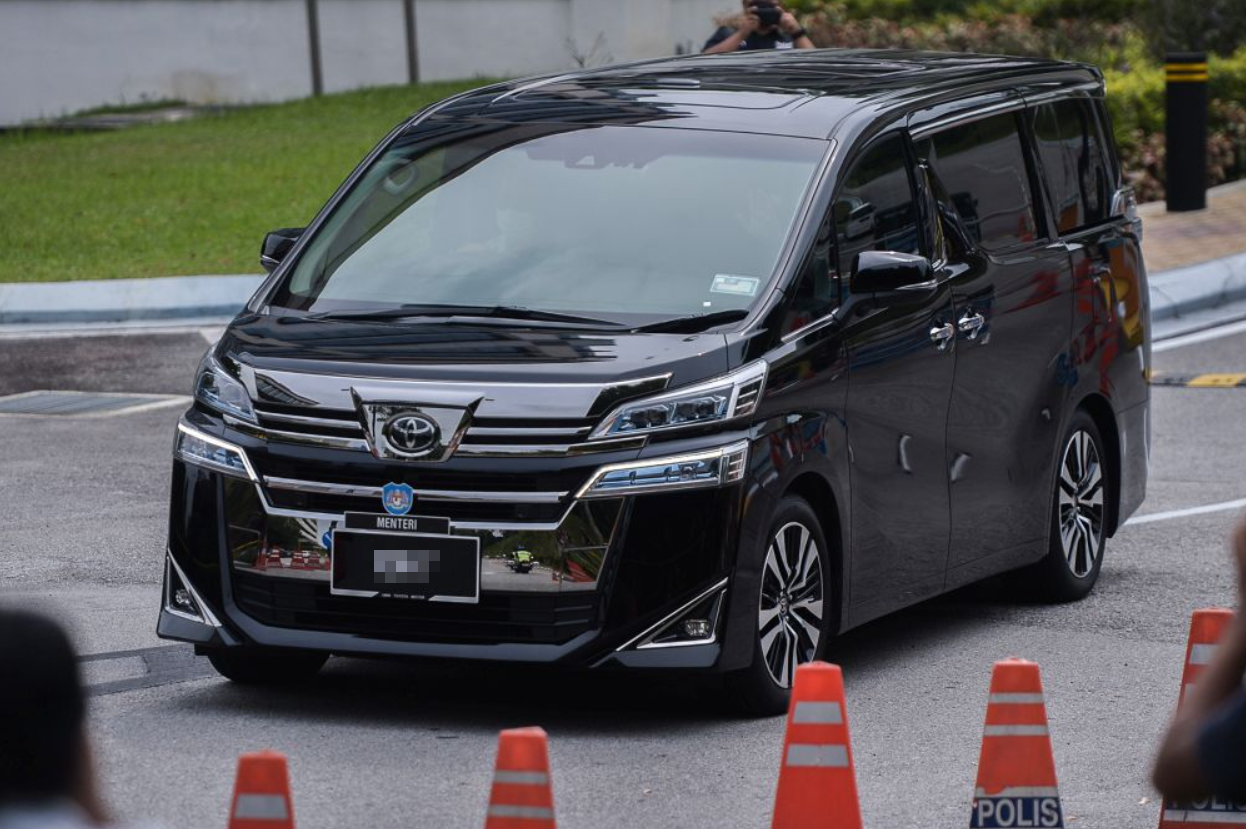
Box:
xmin=1106 ymin=47 xmax=1246 ymax=150
xmin=789 ymin=0 xmax=1140 ymax=23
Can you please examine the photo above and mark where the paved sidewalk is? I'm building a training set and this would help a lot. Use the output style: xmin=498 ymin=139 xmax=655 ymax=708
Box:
xmin=1139 ymin=179 xmax=1246 ymax=273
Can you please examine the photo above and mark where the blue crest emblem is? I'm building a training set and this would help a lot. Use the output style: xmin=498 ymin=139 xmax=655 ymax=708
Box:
xmin=381 ymin=482 xmax=415 ymax=516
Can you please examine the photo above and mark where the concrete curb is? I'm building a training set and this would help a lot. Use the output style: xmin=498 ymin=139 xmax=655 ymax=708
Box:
xmin=0 ymin=274 xmax=265 ymax=324
xmin=0 ymin=250 xmax=1244 ymax=326
xmin=1148 ymin=251 xmax=1246 ymax=322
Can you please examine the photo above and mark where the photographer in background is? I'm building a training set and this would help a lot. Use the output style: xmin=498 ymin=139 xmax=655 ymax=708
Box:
xmin=702 ymin=0 xmax=814 ymax=54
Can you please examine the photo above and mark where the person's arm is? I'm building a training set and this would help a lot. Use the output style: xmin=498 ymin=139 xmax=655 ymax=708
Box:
xmin=779 ymin=10 xmax=815 ymax=49
xmin=1153 ymin=518 xmax=1246 ymax=800
xmin=703 ymin=16 xmax=757 ymax=54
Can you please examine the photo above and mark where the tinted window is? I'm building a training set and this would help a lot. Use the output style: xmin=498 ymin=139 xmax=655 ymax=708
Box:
xmin=834 ymin=134 xmax=920 ymax=276
xmin=782 ymin=215 xmax=837 ymax=335
xmin=1034 ymin=99 xmax=1113 ymax=233
xmin=923 ymin=113 xmax=1039 ymax=252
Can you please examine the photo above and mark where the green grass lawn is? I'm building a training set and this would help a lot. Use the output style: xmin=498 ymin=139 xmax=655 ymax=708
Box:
xmin=0 ymin=80 xmax=492 ymax=282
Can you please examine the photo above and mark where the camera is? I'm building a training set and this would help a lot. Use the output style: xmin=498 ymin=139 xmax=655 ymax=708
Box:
xmin=751 ymin=1 xmax=782 ymax=27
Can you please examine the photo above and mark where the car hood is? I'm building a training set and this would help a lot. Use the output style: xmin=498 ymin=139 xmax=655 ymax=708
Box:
xmin=217 ymin=314 xmax=738 ymax=419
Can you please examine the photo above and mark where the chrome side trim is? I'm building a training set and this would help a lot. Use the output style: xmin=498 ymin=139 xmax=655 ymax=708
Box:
xmin=1022 ymin=81 xmax=1102 ymax=106
xmin=781 ymin=311 xmax=839 ymax=343
xmin=262 ymin=475 xmax=568 ymax=504
xmin=165 ymin=550 xmax=222 ymax=628
xmin=615 ymin=578 xmax=729 ymax=652
xmin=910 ymin=98 xmax=1025 ymax=138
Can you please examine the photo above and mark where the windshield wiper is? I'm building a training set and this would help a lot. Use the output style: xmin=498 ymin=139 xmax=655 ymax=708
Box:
xmin=632 ymin=309 xmax=750 ymax=334
xmin=291 ymin=304 xmax=624 ymax=327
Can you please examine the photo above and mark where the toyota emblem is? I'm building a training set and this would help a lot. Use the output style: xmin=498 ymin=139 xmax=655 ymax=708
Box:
xmin=383 ymin=413 xmax=439 ymax=456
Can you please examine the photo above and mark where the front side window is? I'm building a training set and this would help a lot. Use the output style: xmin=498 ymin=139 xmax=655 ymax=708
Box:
xmin=270 ymin=124 xmax=826 ymax=323
xmin=781 ymin=214 xmax=837 ymax=335
xmin=921 ymin=113 xmax=1039 ymax=252
xmin=833 ymin=133 xmax=921 ymax=276
xmin=1033 ymin=99 xmax=1112 ymax=234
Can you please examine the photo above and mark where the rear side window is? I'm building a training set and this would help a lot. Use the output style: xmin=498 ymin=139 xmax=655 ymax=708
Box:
xmin=1033 ymin=99 xmax=1113 ymax=233
xmin=921 ymin=113 xmax=1039 ymax=252
xmin=834 ymin=133 xmax=921 ymax=275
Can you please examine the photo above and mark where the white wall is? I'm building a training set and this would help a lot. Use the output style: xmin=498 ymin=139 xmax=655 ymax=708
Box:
xmin=0 ymin=0 xmax=737 ymax=126
xmin=415 ymin=0 xmax=573 ymax=83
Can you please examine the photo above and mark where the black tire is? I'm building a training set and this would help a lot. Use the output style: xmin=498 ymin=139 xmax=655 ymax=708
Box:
xmin=1021 ymin=410 xmax=1110 ymax=602
xmin=725 ymin=495 xmax=834 ymax=717
xmin=206 ymin=648 xmax=329 ymax=685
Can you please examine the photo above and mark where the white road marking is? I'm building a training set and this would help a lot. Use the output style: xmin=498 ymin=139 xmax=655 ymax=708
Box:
xmin=1125 ymin=497 xmax=1246 ymax=526
xmin=0 ymin=390 xmax=190 ymax=419
xmin=1154 ymin=317 xmax=1246 ymax=353
xmin=0 ymin=317 xmax=233 ymax=341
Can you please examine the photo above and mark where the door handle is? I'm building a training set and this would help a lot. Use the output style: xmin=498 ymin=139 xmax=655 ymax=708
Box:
xmin=957 ymin=312 xmax=986 ymax=340
xmin=929 ymin=322 xmax=955 ymax=351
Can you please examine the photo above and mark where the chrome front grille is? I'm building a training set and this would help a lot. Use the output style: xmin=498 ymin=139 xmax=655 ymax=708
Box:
xmin=245 ymin=403 xmax=637 ymax=457
xmin=259 ymin=474 xmax=574 ymax=526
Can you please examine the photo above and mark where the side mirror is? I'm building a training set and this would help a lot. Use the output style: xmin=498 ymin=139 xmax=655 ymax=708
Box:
xmin=850 ymin=250 xmax=934 ymax=295
xmin=260 ymin=228 xmax=304 ymax=273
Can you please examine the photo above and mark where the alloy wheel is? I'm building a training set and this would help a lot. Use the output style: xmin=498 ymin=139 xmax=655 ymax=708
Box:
xmin=758 ymin=521 xmax=825 ymax=689
xmin=1057 ymin=429 xmax=1104 ymax=578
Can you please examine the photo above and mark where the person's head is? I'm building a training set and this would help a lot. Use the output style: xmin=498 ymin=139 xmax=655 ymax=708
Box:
xmin=0 ymin=609 xmax=87 ymax=807
xmin=743 ymin=0 xmax=782 ymax=32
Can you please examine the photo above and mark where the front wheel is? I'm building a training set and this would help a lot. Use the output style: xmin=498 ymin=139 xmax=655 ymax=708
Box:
xmin=726 ymin=495 xmax=832 ymax=717
xmin=206 ymin=648 xmax=328 ymax=685
xmin=1021 ymin=410 xmax=1110 ymax=602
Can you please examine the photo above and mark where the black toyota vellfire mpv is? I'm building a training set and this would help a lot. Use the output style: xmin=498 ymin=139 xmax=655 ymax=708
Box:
xmin=161 ymin=49 xmax=1150 ymax=714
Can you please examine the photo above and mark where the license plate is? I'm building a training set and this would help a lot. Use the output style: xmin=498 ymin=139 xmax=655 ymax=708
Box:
xmin=330 ymin=528 xmax=480 ymax=603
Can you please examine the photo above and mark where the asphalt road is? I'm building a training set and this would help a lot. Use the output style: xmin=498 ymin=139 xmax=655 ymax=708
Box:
xmin=1 ymin=320 xmax=1244 ymax=829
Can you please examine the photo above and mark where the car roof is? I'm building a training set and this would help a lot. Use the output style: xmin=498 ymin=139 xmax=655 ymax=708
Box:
xmin=421 ymin=48 xmax=1103 ymax=141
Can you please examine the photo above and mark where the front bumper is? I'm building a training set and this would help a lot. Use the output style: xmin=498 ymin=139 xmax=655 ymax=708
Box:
xmin=160 ymin=424 xmax=754 ymax=672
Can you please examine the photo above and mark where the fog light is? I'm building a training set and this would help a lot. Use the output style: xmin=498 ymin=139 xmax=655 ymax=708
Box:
xmin=681 ymin=618 xmax=712 ymax=639
xmin=172 ymin=588 xmax=195 ymax=612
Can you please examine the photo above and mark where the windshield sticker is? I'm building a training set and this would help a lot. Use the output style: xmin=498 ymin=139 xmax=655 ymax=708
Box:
xmin=711 ymin=274 xmax=760 ymax=297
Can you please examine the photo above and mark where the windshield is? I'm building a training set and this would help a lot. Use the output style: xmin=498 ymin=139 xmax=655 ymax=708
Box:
xmin=271 ymin=123 xmax=826 ymax=324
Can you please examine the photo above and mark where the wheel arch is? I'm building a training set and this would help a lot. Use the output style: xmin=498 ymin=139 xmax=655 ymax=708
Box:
xmin=782 ymin=471 xmax=846 ymax=633
xmin=1075 ymin=392 xmax=1122 ymax=536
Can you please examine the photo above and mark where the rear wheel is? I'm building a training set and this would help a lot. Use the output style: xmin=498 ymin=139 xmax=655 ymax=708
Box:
xmin=1023 ymin=410 xmax=1110 ymax=602
xmin=206 ymin=648 xmax=328 ymax=685
xmin=726 ymin=495 xmax=832 ymax=716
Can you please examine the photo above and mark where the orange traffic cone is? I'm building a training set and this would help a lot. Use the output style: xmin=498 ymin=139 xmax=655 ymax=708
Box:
xmin=1159 ymin=608 xmax=1240 ymax=829
xmin=771 ymin=661 xmax=862 ymax=829
xmin=484 ymin=727 xmax=556 ymax=829
xmin=227 ymin=751 xmax=295 ymax=829
xmin=1174 ymin=608 xmax=1235 ymax=707
xmin=970 ymin=659 xmax=1064 ymax=829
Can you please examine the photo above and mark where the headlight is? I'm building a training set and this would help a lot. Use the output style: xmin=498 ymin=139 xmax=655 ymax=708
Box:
xmin=577 ymin=440 xmax=749 ymax=498
xmin=591 ymin=361 xmax=767 ymax=439
xmin=194 ymin=352 xmax=256 ymax=424
xmin=174 ymin=422 xmax=256 ymax=480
